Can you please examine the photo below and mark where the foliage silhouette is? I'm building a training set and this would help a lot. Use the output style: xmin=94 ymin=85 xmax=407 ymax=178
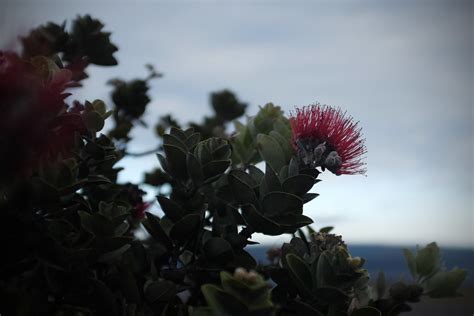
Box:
xmin=0 ymin=15 xmax=466 ymax=316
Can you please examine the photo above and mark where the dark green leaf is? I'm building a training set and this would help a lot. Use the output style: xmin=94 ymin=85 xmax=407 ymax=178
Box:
xmin=288 ymin=157 xmax=299 ymax=177
xmin=86 ymin=175 xmax=112 ymax=185
xmin=425 ymin=268 xmax=467 ymax=298
xmin=286 ymin=253 xmax=313 ymax=297
xmin=282 ymin=174 xmax=315 ymax=196
xmin=89 ymin=278 xmax=119 ymax=316
xmin=170 ymin=126 xmax=187 ymax=141
xmin=31 ymin=178 xmax=59 ymax=205
xmin=204 ymin=237 xmax=233 ymax=262
xmin=163 ymin=134 xmax=188 ymax=152
xmin=276 ymin=214 xmax=313 ymax=232
xmin=157 ymin=196 xmax=185 ymax=222
xmin=257 ymin=133 xmax=287 ymax=172
xmin=228 ymin=172 xmax=258 ymax=205
xmin=351 ymin=307 xmax=382 ymax=316
xmin=264 ymin=163 xmax=281 ymax=193
xmin=163 ymin=144 xmax=187 ymax=179
xmin=302 ymin=193 xmax=319 ymax=203
xmin=185 ymin=132 xmax=201 ymax=149
xmin=211 ymin=143 xmax=232 ymax=160
xmin=273 ymin=119 xmax=292 ymax=140
xmin=169 ymin=213 xmax=201 ymax=241
xmin=229 ymin=170 xmax=257 ymax=188
xmin=183 ymin=127 xmax=195 ymax=137
xmin=98 ymin=201 xmax=128 ymax=220
xmin=145 ymin=280 xmax=177 ymax=303
xmin=187 ymin=153 xmax=204 ymax=186
xmin=203 ymin=160 xmax=230 ymax=182
xmin=117 ymin=268 xmax=141 ymax=303
xmin=316 ymin=251 xmax=333 ymax=287
xmin=269 ymin=130 xmax=292 ymax=161
xmin=247 ymin=165 xmax=264 ymax=186
xmin=194 ymin=141 xmax=212 ymax=165
xmin=241 ymin=204 xmax=282 ymax=235
xmin=403 ymin=248 xmax=417 ymax=279
xmin=376 ymin=270 xmax=386 ymax=300
xmin=415 ymin=242 xmax=440 ymax=277
xmin=143 ymin=212 xmax=173 ymax=250
xmin=78 ymin=210 xmax=113 ymax=236
xmin=231 ymin=249 xmax=257 ymax=270
xmin=262 ymin=192 xmax=303 ymax=217
xmin=279 ymin=165 xmax=288 ymax=181
xmin=319 ymin=226 xmax=334 ymax=234
xmin=285 ymin=300 xmax=323 ymax=315
xmin=290 ymin=237 xmax=308 ymax=256
xmin=114 ymin=222 xmax=129 ymax=236
xmin=84 ymin=111 xmax=105 ymax=131
xmin=98 ymin=244 xmax=130 ymax=263
xmin=157 ymin=153 xmax=170 ymax=174
xmin=313 ymin=286 xmax=349 ymax=304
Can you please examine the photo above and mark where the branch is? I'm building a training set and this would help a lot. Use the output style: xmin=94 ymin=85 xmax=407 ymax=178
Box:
xmin=124 ymin=147 xmax=160 ymax=157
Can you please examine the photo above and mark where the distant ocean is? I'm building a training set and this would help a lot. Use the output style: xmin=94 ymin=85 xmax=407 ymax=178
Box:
xmin=246 ymin=245 xmax=474 ymax=286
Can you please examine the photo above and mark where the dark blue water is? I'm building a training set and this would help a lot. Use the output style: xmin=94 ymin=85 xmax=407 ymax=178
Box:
xmin=246 ymin=245 xmax=474 ymax=285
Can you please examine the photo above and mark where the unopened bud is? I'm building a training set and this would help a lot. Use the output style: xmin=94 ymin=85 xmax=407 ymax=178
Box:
xmin=247 ymin=271 xmax=259 ymax=284
xmin=349 ymin=256 xmax=363 ymax=269
xmin=313 ymin=142 xmax=326 ymax=162
xmin=233 ymin=268 xmax=261 ymax=285
xmin=324 ymin=151 xmax=342 ymax=169
xmin=234 ymin=267 xmax=247 ymax=279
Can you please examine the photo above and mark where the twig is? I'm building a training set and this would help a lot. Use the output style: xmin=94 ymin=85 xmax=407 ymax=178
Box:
xmin=124 ymin=147 xmax=160 ymax=157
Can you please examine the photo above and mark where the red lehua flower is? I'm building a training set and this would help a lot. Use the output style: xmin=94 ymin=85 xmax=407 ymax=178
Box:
xmin=132 ymin=202 xmax=150 ymax=220
xmin=0 ymin=51 xmax=86 ymax=182
xmin=289 ymin=104 xmax=366 ymax=175
xmin=266 ymin=247 xmax=282 ymax=263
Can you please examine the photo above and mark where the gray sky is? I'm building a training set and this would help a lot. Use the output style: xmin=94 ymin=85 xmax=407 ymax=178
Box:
xmin=2 ymin=0 xmax=472 ymax=247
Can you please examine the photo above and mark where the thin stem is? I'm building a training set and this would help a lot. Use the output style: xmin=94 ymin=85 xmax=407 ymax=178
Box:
xmin=124 ymin=147 xmax=160 ymax=157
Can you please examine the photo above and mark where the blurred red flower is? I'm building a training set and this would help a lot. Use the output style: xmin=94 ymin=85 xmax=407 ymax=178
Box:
xmin=290 ymin=104 xmax=366 ymax=175
xmin=0 ymin=52 xmax=85 ymax=181
xmin=132 ymin=202 xmax=150 ymax=220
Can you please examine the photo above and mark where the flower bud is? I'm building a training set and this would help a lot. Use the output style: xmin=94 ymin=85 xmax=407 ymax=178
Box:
xmin=324 ymin=151 xmax=342 ymax=169
xmin=313 ymin=142 xmax=326 ymax=162
xmin=348 ymin=256 xmax=363 ymax=269
xmin=247 ymin=271 xmax=259 ymax=284
xmin=233 ymin=267 xmax=262 ymax=285
xmin=234 ymin=267 xmax=247 ymax=279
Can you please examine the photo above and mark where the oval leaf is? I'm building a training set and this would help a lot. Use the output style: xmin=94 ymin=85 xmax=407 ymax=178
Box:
xmin=282 ymin=174 xmax=316 ymax=196
xmin=351 ymin=307 xmax=382 ymax=316
xmin=169 ymin=213 xmax=201 ymax=241
xmin=163 ymin=144 xmax=187 ymax=179
xmin=286 ymin=253 xmax=313 ymax=297
xmin=203 ymin=160 xmax=230 ymax=182
xmin=157 ymin=196 xmax=185 ymax=222
xmin=163 ymin=134 xmax=188 ymax=152
xmin=204 ymin=237 xmax=233 ymax=262
xmin=262 ymin=192 xmax=303 ymax=217
xmin=145 ymin=280 xmax=177 ymax=303
xmin=257 ymin=133 xmax=287 ymax=172
xmin=228 ymin=172 xmax=258 ymax=205
xmin=241 ymin=204 xmax=282 ymax=236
